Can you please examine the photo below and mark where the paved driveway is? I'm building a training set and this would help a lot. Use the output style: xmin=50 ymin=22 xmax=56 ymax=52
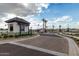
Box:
xmin=0 ymin=33 xmax=78 ymax=56
xmin=10 ymin=33 xmax=79 ymax=56
xmin=17 ymin=33 xmax=69 ymax=55
xmin=0 ymin=43 xmax=54 ymax=56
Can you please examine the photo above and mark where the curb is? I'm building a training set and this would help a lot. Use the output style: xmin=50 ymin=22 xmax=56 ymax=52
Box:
xmin=12 ymin=35 xmax=40 ymax=42
xmin=9 ymin=42 xmax=67 ymax=56
xmin=0 ymin=35 xmax=40 ymax=44
xmin=55 ymin=33 xmax=79 ymax=56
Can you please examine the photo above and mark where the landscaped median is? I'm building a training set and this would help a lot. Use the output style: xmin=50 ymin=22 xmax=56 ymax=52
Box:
xmin=55 ymin=32 xmax=79 ymax=55
xmin=58 ymin=32 xmax=79 ymax=47
xmin=66 ymin=35 xmax=79 ymax=46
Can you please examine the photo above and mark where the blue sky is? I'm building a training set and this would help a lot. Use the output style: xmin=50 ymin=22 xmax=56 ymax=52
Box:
xmin=31 ymin=3 xmax=79 ymax=29
xmin=0 ymin=3 xmax=79 ymax=29
xmin=35 ymin=3 xmax=79 ymax=21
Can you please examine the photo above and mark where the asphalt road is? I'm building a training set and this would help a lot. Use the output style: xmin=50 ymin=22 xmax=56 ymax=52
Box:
xmin=0 ymin=33 xmax=69 ymax=56
xmin=17 ymin=33 xmax=69 ymax=54
xmin=0 ymin=43 xmax=54 ymax=56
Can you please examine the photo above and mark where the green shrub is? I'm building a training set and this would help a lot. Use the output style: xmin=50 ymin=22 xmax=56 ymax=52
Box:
xmin=3 ymin=34 xmax=8 ymax=39
xmin=0 ymin=36 xmax=2 ymax=38
xmin=14 ymin=34 xmax=19 ymax=38
xmin=8 ymin=35 xmax=13 ymax=38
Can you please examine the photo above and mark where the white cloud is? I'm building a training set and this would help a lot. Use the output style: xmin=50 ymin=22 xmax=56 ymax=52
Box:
xmin=39 ymin=3 xmax=49 ymax=9
xmin=0 ymin=14 xmax=17 ymax=29
xmin=0 ymin=4 xmax=77 ymax=29
xmin=0 ymin=15 xmax=73 ymax=29
xmin=0 ymin=3 xmax=49 ymax=17
xmin=24 ymin=15 xmax=79 ymax=29
xmin=46 ymin=16 xmax=73 ymax=29
xmin=25 ymin=16 xmax=73 ymax=29
xmin=24 ymin=16 xmax=43 ymax=29
xmin=0 ymin=3 xmax=49 ymax=29
xmin=53 ymin=16 xmax=72 ymax=23
xmin=73 ymin=22 xmax=79 ymax=29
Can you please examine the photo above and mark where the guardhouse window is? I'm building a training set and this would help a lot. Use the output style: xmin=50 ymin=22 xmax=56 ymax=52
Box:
xmin=10 ymin=24 xmax=13 ymax=31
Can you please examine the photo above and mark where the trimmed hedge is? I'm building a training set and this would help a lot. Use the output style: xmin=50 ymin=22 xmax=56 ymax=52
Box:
xmin=0 ymin=31 xmax=34 ymax=39
xmin=2 ymin=34 xmax=8 ymax=39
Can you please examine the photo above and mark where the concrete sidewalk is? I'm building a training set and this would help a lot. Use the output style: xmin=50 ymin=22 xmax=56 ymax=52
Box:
xmin=55 ymin=33 xmax=79 ymax=56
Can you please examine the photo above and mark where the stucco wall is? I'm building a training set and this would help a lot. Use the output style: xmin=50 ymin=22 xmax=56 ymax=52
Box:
xmin=25 ymin=26 xmax=29 ymax=32
xmin=8 ymin=22 xmax=29 ymax=33
xmin=8 ymin=22 xmax=19 ymax=33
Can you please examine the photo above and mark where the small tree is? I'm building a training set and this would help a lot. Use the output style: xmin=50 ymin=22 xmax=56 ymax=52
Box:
xmin=42 ymin=18 xmax=47 ymax=32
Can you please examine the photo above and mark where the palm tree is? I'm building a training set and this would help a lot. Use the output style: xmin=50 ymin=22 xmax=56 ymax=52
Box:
xmin=38 ymin=24 xmax=40 ymax=29
xmin=42 ymin=18 xmax=45 ymax=30
xmin=45 ymin=20 xmax=47 ymax=32
xmin=42 ymin=18 xmax=47 ymax=32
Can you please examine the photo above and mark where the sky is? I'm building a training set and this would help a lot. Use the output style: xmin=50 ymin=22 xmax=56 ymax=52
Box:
xmin=0 ymin=3 xmax=79 ymax=29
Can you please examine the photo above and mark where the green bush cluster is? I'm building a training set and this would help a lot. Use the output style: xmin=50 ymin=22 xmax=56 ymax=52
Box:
xmin=2 ymin=34 xmax=8 ymax=39
xmin=0 ymin=32 xmax=33 ymax=39
xmin=14 ymin=34 xmax=19 ymax=38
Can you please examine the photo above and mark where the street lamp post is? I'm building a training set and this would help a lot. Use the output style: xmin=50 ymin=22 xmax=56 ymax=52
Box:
xmin=5 ymin=24 xmax=8 ymax=35
xmin=52 ymin=25 xmax=54 ymax=32
xmin=37 ymin=24 xmax=40 ymax=32
xmin=30 ymin=27 xmax=32 ymax=35
xmin=67 ymin=24 xmax=70 ymax=32
xmin=42 ymin=18 xmax=45 ymax=31
xmin=59 ymin=25 xmax=61 ymax=32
